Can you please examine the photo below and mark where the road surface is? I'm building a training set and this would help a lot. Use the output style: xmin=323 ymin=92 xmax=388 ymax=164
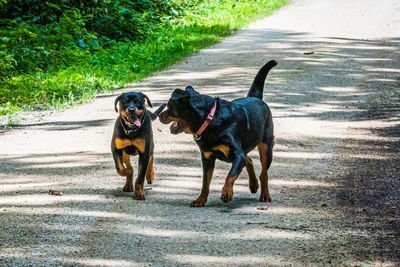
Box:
xmin=1 ymin=0 xmax=399 ymax=266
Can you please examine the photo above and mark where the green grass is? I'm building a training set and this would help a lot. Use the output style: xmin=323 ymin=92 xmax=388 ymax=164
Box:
xmin=0 ymin=0 xmax=288 ymax=118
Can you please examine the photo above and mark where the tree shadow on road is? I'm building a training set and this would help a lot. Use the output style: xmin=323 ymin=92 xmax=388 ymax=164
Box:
xmin=1 ymin=29 xmax=399 ymax=266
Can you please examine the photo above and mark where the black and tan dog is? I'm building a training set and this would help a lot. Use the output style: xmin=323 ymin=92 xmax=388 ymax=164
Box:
xmin=159 ymin=60 xmax=277 ymax=207
xmin=111 ymin=92 xmax=165 ymax=200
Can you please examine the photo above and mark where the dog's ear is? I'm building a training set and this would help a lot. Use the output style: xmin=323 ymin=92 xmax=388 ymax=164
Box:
xmin=114 ymin=94 xmax=122 ymax=113
xmin=185 ymin=85 xmax=200 ymax=96
xmin=139 ymin=93 xmax=153 ymax=108
xmin=171 ymin=89 xmax=191 ymax=101
xmin=185 ymin=85 xmax=195 ymax=92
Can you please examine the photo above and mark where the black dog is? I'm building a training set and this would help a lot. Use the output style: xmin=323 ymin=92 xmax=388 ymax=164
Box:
xmin=159 ymin=60 xmax=277 ymax=207
xmin=111 ymin=92 xmax=165 ymax=200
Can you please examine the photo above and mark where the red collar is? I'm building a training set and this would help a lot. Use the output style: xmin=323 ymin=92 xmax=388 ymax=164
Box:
xmin=194 ymin=100 xmax=217 ymax=140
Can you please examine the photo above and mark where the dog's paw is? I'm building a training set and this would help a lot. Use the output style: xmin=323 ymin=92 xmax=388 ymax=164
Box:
xmin=249 ymin=181 xmax=259 ymax=194
xmin=221 ymin=186 xmax=233 ymax=203
xmin=133 ymin=191 xmax=145 ymax=200
xmin=259 ymin=193 xmax=272 ymax=202
xmin=146 ymin=176 xmax=154 ymax=185
xmin=123 ymin=183 xmax=134 ymax=192
xmin=190 ymin=198 xmax=206 ymax=207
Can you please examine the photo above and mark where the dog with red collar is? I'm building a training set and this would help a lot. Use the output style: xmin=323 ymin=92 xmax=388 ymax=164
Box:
xmin=111 ymin=92 xmax=165 ymax=200
xmin=159 ymin=60 xmax=277 ymax=207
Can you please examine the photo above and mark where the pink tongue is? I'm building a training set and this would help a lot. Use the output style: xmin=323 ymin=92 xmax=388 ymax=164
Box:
xmin=134 ymin=118 xmax=141 ymax=127
xmin=170 ymin=121 xmax=178 ymax=131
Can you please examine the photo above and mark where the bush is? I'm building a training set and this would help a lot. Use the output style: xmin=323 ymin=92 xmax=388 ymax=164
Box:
xmin=0 ymin=0 xmax=288 ymax=116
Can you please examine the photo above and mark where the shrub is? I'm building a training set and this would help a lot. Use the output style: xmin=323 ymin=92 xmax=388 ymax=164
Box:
xmin=0 ymin=0 xmax=288 ymax=116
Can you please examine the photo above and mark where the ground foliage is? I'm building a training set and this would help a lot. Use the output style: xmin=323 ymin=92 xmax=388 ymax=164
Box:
xmin=0 ymin=0 xmax=287 ymax=115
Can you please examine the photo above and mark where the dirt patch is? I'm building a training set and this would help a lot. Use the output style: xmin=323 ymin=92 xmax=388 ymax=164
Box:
xmin=1 ymin=0 xmax=400 ymax=266
xmin=333 ymin=60 xmax=400 ymax=263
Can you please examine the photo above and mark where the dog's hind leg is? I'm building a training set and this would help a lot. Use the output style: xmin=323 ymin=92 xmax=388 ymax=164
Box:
xmin=145 ymin=156 xmax=154 ymax=184
xmin=246 ymin=156 xmax=259 ymax=193
xmin=257 ymin=142 xmax=272 ymax=202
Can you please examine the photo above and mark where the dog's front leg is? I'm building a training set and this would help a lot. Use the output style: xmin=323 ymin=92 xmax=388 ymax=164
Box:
xmin=191 ymin=152 xmax=216 ymax=207
xmin=133 ymin=153 xmax=150 ymax=200
xmin=112 ymin=149 xmax=134 ymax=191
xmin=221 ymin=151 xmax=246 ymax=203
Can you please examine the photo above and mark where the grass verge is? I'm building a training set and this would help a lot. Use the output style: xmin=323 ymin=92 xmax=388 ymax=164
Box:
xmin=0 ymin=0 xmax=288 ymax=120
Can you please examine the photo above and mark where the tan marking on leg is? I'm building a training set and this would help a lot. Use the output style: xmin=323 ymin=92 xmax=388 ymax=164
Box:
xmin=146 ymin=156 xmax=154 ymax=184
xmin=212 ymin=144 xmax=230 ymax=158
xmin=123 ymin=151 xmax=132 ymax=169
xmin=116 ymin=151 xmax=130 ymax=177
xmin=191 ymin=166 xmax=215 ymax=207
xmin=246 ymin=156 xmax=259 ymax=194
xmin=221 ymin=175 xmax=238 ymax=203
xmin=133 ymin=160 xmax=145 ymax=200
xmin=122 ymin=151 xmax=133 ymax=192
xmin=116 ymin=156 xmax=126 ymax=176
xmin=258 ymin=143 xmax=271 ymax=202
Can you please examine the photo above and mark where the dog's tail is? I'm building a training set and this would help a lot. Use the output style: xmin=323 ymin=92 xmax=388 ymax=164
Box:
xmin=149 ymin=103 xmax=166 ymax=120
xmin=247 ymin=60 xmax=277 ymax=99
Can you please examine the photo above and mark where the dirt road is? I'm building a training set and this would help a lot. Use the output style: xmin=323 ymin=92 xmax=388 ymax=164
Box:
xmin=1 ymin=0 xmax=399 ymax=266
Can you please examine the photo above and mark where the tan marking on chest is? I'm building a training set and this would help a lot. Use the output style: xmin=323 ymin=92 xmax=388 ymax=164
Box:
xmin=115 ymin=138 xmax=146 ymax=153
xmin=132 ymin=138 xmax=146 ymax=153
xmin=212 ymin=144 xmax=230 ymax=158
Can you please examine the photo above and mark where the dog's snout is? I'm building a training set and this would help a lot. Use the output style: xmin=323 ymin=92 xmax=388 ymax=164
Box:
xmin=159 ymin=111 xmax=168 ymax=123
xmin=128 ymin=107 xmax=136 ymax=113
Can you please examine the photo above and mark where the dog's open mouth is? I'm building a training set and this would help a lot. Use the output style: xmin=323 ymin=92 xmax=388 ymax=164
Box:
xmin=123 ymin=114 xmax=141 ymax=127
xmin=159 ymin=111 xmax=188 ymax=134
xmin=170 ymin=120 xmax=179 ymax=134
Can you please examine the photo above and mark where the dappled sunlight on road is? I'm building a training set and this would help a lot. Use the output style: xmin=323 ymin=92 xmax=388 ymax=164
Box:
xmin=63 ymin=258 xmax=143 ymax=267
xmin=164 ymin=254 xmax=285 ymax=265
xmin=220 ymin=228 xmax=312 ymax=240
xmin=232 ymin=206 xmax=310 ymax=216
xmin=270 ymin=179 xmax=336 ymax=187
xmin=0 ymin=194 xmax=108 ymax=206
xmin=1 ymin=0 xmax=400 ymax=265
xmin=2 ymin=206 xmax=162 ymax=222
xmin=1 ymin=182 xmax=63 ymax=192
xmin=152 ymin=67 xmax=245 ymax=81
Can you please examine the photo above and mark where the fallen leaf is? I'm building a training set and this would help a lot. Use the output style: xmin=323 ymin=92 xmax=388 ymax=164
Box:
xmin=303 ymin=51 xmax=315 ymax=55
xmin=384 ymin=210 xmax=395 ymax=214
xmin=257 ymin=207 xmax=268 ymax=211
xmin=49 ymin=190 xmax=63 ymax=196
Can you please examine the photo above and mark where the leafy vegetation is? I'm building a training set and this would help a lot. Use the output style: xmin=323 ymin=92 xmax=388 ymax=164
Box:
xmin=0 ymin=0 xmax=288 ymax=116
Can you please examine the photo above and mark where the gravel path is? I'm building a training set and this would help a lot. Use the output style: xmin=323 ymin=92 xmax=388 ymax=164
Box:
xmin=1 ymin=0 xmax=399 ymax=266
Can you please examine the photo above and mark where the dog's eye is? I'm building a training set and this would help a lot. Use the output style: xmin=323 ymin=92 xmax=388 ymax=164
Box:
xmin=169 ymin=109 xmax=179 ymax=117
